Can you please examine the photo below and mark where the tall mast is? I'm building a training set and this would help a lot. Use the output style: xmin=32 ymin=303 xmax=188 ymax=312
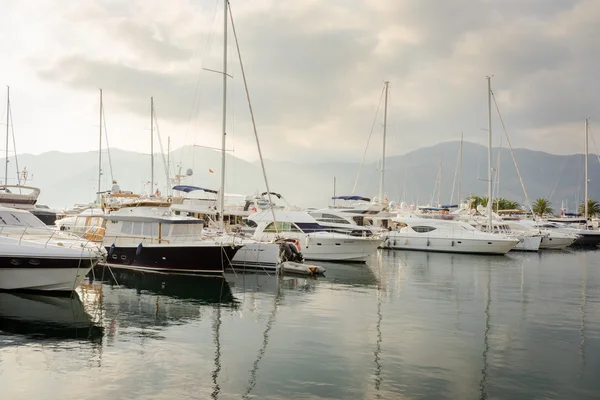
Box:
xmin=167 ymin=136 xmax=171 ymax=192
xmin=150 ymin=97 xmax=154 ymax=194
xmin=379 ymin=81 xmax=389 ymax=202
xmin=585 ymin=117 xmax=589 ymax=223
xmin=4 ymin=86 xmax=9 ymax=185
xmin=219 ymin=0 xmax=229 ymax=228
xmin=437 ymin=159 xmax=442 ymax=206
xmin=487 ymin=76 xmax=493 ymax=230
xmin=98 ymin=89 xmax=103 ymax=196
xmin=458 ymin=132 xmax=463 ymax=205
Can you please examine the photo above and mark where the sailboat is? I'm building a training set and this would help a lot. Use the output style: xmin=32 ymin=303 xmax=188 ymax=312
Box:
xmin=0 ymin=87 xmax=44 ymax=212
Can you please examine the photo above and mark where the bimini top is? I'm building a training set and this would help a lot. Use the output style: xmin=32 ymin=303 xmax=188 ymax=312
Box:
xmin=172 ymin=185 xmax=218 ymax=194
xmin=332 ymin=195 xmax=371 ymax=202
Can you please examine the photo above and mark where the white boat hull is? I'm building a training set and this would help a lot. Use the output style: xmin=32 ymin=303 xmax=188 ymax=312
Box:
xmin=539 ymin=235 xmax=576 ymax=250
xmin=0 ymin=235 xmax=104 ymax=292
xmin=302 ymin=235 xmax=382 ymax=262
xmin=511 ymin=235 xmax=542 ymax=252
xmin=382 ymin=234 xmax=517 ymax=255
xmin=230 ymin=242 xmax=280 ymax=271
xmin=0 ymin=264 xmax=93 ymax=291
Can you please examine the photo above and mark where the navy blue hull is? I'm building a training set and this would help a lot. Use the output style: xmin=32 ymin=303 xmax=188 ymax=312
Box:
xmin=103 ymin=244 xmax=242 ymax=275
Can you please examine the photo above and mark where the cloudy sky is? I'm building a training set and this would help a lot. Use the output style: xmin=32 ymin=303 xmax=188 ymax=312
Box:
xmin=1 ymin=0 xmax=599 ymax=163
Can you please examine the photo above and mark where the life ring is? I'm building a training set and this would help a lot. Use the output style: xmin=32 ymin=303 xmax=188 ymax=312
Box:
xmin=251 ymin=207 xmax=257 ymax=213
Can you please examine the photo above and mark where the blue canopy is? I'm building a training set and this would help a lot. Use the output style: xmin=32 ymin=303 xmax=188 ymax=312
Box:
xmin=564 ymin=212 xmax=582 ymax=217
xmin=332 ymin=195 xmax=371 ymax=201
xmin=172 ymin=185 xmax=218 ymax=194
xmin=440 ymin=204 xmax=458 ymax=209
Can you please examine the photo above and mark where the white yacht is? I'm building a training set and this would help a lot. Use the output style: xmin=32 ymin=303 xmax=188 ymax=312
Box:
xmin=308 ymin=208 xmax=379 ymax=237
xmin=379 ymin=217 xmax=519 ymax=255
xmin=505 ymin=220 xmax=578 ymax=250
xmin=471 ymin=219 xmax=543 ymax=251
xmin=0 ymin=207 xmax=105 ymax=292
xmin=248 ymin=210 xmax=382 ymax=262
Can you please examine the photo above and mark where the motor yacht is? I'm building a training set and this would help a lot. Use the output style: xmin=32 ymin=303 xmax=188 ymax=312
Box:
xmin=248 ymin=210 xmax=382 ymax=262
xmin=0 ymin=207 xmax=105 ymax=292
xmin=379 ymin=216 xmax=519 ymax=255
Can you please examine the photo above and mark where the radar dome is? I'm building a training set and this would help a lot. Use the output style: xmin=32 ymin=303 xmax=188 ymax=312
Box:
xmin=186 ymin=168 xmax=193 ymax=176
xmin=476 ymin=204 xmax=485 ymax=213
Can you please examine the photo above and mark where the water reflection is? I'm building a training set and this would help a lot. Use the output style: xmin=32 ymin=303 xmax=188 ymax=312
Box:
xmin=0 ymin=292 xmax=103 ymax=342
xmin=93 ymin=266 xmax=236 ymax=305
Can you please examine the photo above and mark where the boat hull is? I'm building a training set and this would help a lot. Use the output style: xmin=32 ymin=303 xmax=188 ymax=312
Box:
xmin=539 ymin=236 xmax=576 ymax=250
xmin=302 ymin=236 xmax=382 ymax=262
xmin=102 ymin=244 xmax=241 ymax=275
xmin=382 ymin=235 xmax=517 ymax=255
xmin=0 ymin=257 xmax=97 ymax=292
xmin=229 ymin=242 xmax=280 ymax=272
xmin=511 ymin=235 xmax=542 ymax=252
xmin=572 ymin=234 xmax=600 ymax=247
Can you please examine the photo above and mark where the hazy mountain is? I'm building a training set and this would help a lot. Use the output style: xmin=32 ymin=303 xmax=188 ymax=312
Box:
xmin=1 ymin=141 xmax=595 ymax=211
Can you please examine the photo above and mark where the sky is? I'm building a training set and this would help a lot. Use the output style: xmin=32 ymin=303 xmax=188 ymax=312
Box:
xmin=1 ymin=0 xmax=599 ymax=164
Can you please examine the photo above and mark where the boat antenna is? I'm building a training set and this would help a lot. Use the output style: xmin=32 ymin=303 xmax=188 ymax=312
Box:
xmin=229 ymin=1 xmax=279 ymax=231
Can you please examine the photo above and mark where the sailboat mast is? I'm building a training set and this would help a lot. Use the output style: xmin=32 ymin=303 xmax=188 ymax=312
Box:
xmin=458 ymin=132 xmax=463 ymax=205
xmin=4 ymin=86 xmax=9 ymax=186
xmin=150 ymin=97 xmax=154 ymax=194
xmin=437 ymin=159 xmax=442 ymax=206
xmin=219 ymin=0 xmax=229 ymax=228
xmin=487 ymin=76 xmax=493 ymax=230
xmin=98 ymin=89 xmax=103 ymax=196
xmin=585 ymin=117 xmax=589 ymax=223
xmin=167 ymin=136 xmax=171 ymax=192
xmin=379 ymin=81 xmax=389 ymax=202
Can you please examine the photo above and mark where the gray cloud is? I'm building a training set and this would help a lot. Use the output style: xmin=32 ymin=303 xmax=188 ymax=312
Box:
xmin=33 ymin=0 xmax=600 ymax=161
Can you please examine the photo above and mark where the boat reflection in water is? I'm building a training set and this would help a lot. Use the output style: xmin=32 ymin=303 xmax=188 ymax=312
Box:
xmin=0 ymin=292 xmax=103 ymax=341
xmin=92 ymin=265 xmax=237 ymax=306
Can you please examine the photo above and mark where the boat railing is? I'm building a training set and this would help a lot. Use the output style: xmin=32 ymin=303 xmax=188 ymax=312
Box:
xmin=0 ymin=225 xmax=100 ymax=250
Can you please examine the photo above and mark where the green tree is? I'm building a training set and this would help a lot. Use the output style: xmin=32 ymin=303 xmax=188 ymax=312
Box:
xmin=467 ymin=195 xmax=488 ymax=209
xmin=532 ymin=198 xmax=554 ymax=217
xmin=578 ymin=199 xmax=600 ymax=217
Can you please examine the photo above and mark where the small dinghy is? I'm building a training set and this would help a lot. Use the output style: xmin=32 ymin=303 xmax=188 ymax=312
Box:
xmin=279 ymin=261 xmax=325 ymax=276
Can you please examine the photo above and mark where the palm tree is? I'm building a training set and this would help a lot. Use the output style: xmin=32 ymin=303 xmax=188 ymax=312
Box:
xmin=532 ymin=198 xmax=554 ymax=217
xmin=578 ymin=199 xmax=600 ymax=217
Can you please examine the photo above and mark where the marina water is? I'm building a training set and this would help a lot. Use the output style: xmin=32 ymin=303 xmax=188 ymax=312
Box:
xmin=1 ymin=250 xmax=599 ymax=399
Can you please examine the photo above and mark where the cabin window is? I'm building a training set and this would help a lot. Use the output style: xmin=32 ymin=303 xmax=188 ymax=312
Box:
xmin=412 ymin=226 xmax=436 ymax=233
xmin=295 ymin=222 xmax=325 ymax=233
xmin=263 ymin=222 xmax=302 ymax=233
xmin=317 ymin=214 xmax=350 ymax=224
xmin=132 ymin=222 xmax=143 ymax=236
xmin=352 ymin=216 xmax=365 ymax=226
xmin=121 ymin=221 xmax=133 ymax=235
xmin=143 ymin=223 xmax=159 ymax=237
xmin=245 ymin=219 xmax=258 ymax=228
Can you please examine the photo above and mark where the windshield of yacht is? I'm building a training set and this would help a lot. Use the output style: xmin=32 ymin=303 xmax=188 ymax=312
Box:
xmin=295 ymin=222 xmax=326 ymax=233
xmin=0 ymin=210 xmax=46 ymax=228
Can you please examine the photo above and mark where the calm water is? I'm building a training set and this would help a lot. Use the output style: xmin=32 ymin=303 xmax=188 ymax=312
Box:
xmin=1 ymin=250 xmax=599 ymax=399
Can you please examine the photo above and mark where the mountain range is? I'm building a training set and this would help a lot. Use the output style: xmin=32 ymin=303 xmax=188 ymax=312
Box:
xmin=1 ymin=141 xmax=596 ymax=212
